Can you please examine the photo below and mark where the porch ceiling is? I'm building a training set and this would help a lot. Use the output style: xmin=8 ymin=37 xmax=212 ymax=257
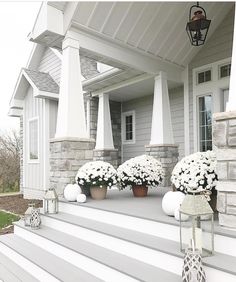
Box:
xmin=66 ymin=1 xmax=233 ymax=68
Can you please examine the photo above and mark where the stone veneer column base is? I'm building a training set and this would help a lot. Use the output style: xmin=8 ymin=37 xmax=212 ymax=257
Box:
xmin=145 ymin=144 xmax=179 ymax=187
xmin=93 ymin=149 xmax=119 ymax=168
xmin=213 ymin=111 xmax=236 ymax=229
xmin=50 ymin=137 xmax=95 ymax=196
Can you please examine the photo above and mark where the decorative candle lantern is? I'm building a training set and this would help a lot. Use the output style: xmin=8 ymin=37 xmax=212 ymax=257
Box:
xmin=43 ymin=187 xmax=58 ymax=214
xmin=186 ymin=2 xmax=211 ymax=46
xmin=30 ymin=207 xmax=41 ymax=230
xmin=179 ymin=190 xmax=214 ymax=257
xmin=24 ymin=203 xmax=35 ymax=226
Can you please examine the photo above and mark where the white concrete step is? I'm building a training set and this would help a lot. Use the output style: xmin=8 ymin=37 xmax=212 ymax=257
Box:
xmin=59 ymin=200 xmax=236 ymax=257
xmin=0 ymin=251 xmax=39 ymax=282
xmin=0 ymin=234 xmax=104 ymax=282
xmin=14 ymin=220 xmax=181 ymax=282
xmin=15 ymin=215 xmax=236 ymax=282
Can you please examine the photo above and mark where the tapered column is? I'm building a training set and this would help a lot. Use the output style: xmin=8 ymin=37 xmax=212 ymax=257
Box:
xmin=55 ymin=36 xmax=87 ymax=138
xmin=227 ymin=5 xmax=236 ymax=111
xmin=93 ymin=93 xmax=118 ymax=167
xmin=146 ymin=71 xmax=178 ymax=187
xmin=95 ymin=93 xmax=114 ymax=150
xmin=150 ymin=71 xmax=174 ymax=145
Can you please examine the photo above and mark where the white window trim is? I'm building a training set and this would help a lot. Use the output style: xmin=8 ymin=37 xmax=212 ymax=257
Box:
xmin=218 ymin=62 xmax=231 ymax=80
xmin=196 ymin=68 xmax=212 ymax=85
xmin=193 ymin=58 xmax=231 ymax=152
xmin=27 ymin=116 xmax=40 ymax=164
xmin=197 ymin=94 xmax=213 ymax=152
xmin=121 ymin=110 xmax=136 ymax=145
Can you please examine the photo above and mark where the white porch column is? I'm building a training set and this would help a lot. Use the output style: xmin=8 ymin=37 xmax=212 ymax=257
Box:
xmin=55 ymin=36 xmax=87 ymax=138
xmin=227 ymin=5 xmax=236 ymax=111
xmin=95 ymin=93 xmax=114 ymax=150
xmin=150 ymin=71 xmax=174 ymax=145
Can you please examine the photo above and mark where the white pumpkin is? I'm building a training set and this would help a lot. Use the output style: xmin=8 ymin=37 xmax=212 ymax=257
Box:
xmin=64 ymin=183 xmax=81 ymax=201
xmin=162 ymin=191 xmax=185 ymax=216
xmin=77 ymin=194 xmax=87 ymax=203
xmin=174 ymin=208 xmax=189 ymax=221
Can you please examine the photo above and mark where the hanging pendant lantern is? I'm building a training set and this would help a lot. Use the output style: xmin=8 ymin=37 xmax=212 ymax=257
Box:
xmin=186 ymin=2 xmax=211 ymax=46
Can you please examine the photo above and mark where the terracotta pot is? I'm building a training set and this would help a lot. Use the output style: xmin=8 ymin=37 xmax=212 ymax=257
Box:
xmin=132 ymin=185 xmax=148 ymax=197
xmin=90 ymin=186 xmax=107 ymax=200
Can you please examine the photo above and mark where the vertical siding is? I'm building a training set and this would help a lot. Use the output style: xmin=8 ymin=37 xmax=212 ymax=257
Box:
xmin=121 ymin=89 xmax=185 ymax=162
xmin=38 ymin=48 xmax=61 ymax=85
xmin=23 ymin=87 xmax=45 ymax=198
xmin=188 ymin=8 xmax=234 ymax=153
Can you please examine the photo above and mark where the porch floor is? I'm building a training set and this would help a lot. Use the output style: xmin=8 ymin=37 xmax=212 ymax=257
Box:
xmin=76 ymin=187 xmax=236 ymax=239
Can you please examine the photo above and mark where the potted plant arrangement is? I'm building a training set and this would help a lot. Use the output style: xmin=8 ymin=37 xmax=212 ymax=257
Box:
xmin=171 ymin=150 xmax=218 ymax=210
xmin=76 ymin=161 xmax=117 ymax=200
xmin=117 ymin=155 xmax=164 ymax=197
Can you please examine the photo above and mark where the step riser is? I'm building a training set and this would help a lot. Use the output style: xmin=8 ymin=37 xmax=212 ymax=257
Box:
xmin=59 ymin=202 xmax=236 ymax=257
xmin=59 ymin=202 xmax=179 ymax=239
xmin=14 ymin=225 xmax=138 ymax=282
xmin=0 ymin=241 xmax=59 ymax=282
xmin=15 ymin=223 xmax=236 ymax=282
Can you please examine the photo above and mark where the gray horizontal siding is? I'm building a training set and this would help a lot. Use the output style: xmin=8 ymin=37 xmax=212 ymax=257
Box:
xmin=188 ymin=7 xmax=234 ymax=153
xmin=38 ymin=48 xmax=61 ymax=85
xmin=121 ymin=88 xmax=185 ymax=162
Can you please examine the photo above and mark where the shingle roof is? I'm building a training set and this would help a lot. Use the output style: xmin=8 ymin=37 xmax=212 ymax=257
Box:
xmin=23 ymin=68 xmax=59 ymax=94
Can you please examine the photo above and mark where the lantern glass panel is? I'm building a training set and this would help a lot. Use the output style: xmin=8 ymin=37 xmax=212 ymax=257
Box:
xmin=186 ymin=18 xmax=211 ymax=46
xmin=180 ymin=213 xmax=214 ymax=257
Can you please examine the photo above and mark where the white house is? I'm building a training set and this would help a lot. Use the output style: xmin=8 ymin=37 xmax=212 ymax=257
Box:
xmin=2 ymin=2 xmax=236 ymax=281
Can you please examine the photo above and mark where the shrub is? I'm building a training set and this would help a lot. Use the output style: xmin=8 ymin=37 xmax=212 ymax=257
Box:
xmin=117 ymin=155 xmax=163 ymax=190
xmin=171 ymin=151 xmax=218 ymax=194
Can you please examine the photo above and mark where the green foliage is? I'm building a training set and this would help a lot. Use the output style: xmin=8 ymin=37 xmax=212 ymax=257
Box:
xmin=0 ymin=211 xmax=20 ymax=229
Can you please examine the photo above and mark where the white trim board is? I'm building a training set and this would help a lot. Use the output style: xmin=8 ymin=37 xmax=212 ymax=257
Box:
xmin=192 ymin=57 xmax=231 ymax=152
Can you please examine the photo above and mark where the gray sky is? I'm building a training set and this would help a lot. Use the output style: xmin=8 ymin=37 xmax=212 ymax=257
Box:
xmin=0 ymin=1 xmax=41 ymax=134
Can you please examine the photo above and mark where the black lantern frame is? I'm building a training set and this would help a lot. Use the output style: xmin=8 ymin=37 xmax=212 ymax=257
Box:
xmin=186 ymin=2 xmax=211 ymax=46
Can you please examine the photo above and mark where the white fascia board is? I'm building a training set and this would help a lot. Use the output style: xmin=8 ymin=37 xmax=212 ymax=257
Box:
xmin=8 ymin=108 xmax=23 ymax=117
xmin=34 ymin=90 xmax=59 ymax=100
xmin=63 ymin=2 xmax=80 ymax=34
xmin=92 ymin=73 xmax=154 ymax=96
xmin=82 ymin=68 xmax=122 ymax=88
xmin=68 ymin=28 xmax=183 ymax=83
xmin=30 ymin=2 xmax=63 ymax=41
xmin=9 ymin=99 xmax=23 ymax=109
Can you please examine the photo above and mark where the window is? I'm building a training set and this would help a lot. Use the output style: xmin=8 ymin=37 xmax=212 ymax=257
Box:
xmin=198 ymin=96 xmax=212 ymax=152
xmin=122 ymin=111 xmax=135 ymax=144
xmin=28 ymin=118 xmax=39 ymax=161
xmin=197 ymin=70 xmax=211 ymax=84
xmin=219 ymin=63 xmax=231 ymax=78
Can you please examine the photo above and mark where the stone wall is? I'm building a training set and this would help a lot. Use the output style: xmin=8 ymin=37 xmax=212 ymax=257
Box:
xmin=50 ymin=138 xmax=95 ymax=196
xmin=93 ymin=149 xmax=119 ymax=168
xmin=145 ymin=144 xmax=179 ymax=187
xmin=213 ymin=111 xmax=236 ymax=228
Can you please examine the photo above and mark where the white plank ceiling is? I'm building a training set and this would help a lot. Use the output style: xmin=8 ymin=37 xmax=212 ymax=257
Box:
xmin=68 ymin=1 xmax=233 ymax=68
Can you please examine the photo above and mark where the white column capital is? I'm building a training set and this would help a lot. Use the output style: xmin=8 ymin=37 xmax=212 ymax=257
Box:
xmin=154 ymin=71 xmax=167 ymax=81
xmin=62 ymin=36 xmax=80 ymax=50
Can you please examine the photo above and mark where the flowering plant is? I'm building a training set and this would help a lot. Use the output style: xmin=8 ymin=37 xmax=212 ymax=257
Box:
xmin=117 ymin=155 xmax=164 ymax=189
xmin=171 ymin=151 xmax=218 ymax=194
xmin=76 ymin=161 xmax=117 ymax=188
